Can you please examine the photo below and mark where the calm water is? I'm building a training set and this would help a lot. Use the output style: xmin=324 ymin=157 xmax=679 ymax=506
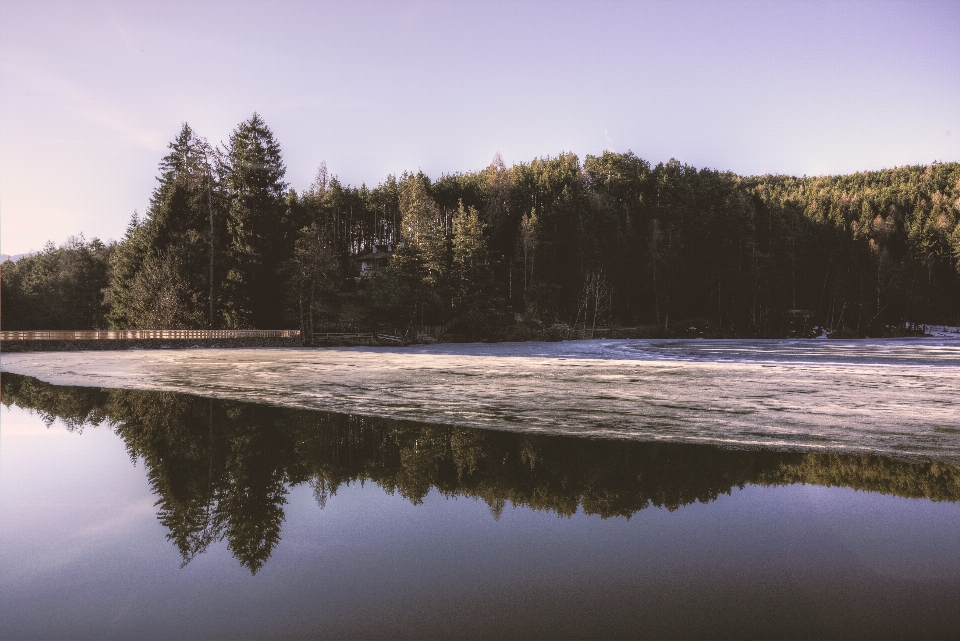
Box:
xmin=2 ymin=372 xmax=960 ymax=639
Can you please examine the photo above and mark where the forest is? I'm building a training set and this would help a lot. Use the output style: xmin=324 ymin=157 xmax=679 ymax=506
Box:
xmin=5 ymin=372 xmax=959 ymax=573
xmin=3 ymin=113 xmax=960 ymax=339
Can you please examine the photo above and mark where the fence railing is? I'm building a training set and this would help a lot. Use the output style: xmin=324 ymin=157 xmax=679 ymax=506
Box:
xmin=0 ymin=329 xmax=301 ymax=341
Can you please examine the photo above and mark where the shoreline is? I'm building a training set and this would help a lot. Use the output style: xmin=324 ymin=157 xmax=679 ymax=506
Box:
xmin=1 ymin=323 xmax=951 ymax=353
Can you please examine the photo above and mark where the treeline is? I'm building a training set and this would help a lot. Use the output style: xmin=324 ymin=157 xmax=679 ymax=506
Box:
xmin=4 ymin=113 xmax=960 ymax=337
xmin=1 ymin=236 xmax=114 ymax=330
xmin=5 ymin=372 xmax=959 ymax=572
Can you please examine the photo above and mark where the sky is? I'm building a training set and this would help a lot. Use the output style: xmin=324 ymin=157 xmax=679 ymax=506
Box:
xmin=1 ymin=0 xmax=958 ymax=256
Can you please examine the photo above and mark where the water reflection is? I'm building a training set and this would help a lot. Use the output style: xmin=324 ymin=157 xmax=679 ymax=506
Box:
xmin=4 ymin=372 xmax=959 ymax=574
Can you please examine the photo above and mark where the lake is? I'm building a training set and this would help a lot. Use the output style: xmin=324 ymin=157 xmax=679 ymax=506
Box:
xmin=2 ymin=339 xmax=960 ymax=638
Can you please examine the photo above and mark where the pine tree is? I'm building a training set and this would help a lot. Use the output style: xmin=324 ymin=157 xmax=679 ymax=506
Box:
xmin=453 ymin=201 xmax=499 ymax=336
xmin=108 ymin=124 xmax=220 ymax=328
xmin=220 ymin=114 xmax=289 ymax=328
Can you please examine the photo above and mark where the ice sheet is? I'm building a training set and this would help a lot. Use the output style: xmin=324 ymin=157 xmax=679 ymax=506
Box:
xmin=3 ymin=339 xmax=960 ymax=462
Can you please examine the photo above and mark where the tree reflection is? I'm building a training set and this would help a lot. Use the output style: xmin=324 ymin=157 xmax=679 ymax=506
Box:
xmin=4 ymin=371 xmax=959 ymax=572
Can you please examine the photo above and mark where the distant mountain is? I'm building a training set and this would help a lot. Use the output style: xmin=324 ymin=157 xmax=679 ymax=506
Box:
xmin=0 ymin=251 xmax=39 ymax=263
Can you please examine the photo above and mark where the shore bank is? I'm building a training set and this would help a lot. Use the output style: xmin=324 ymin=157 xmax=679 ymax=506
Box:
xmin=0 ymin=336 xmax=397 ymax=352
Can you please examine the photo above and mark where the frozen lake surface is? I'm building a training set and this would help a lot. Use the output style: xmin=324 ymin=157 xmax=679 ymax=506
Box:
xmin=3 ymin=338 xmax=960 ymax=463
xmin=5 ymin=338 xmax=960 ymax=638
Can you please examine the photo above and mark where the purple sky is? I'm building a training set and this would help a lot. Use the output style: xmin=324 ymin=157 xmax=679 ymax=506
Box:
xmin=2 ymin=0 xmax=958 ymax=256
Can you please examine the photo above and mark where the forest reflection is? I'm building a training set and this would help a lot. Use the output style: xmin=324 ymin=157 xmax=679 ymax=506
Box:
xmin=4 ymin=372 xmax=959 ymax=574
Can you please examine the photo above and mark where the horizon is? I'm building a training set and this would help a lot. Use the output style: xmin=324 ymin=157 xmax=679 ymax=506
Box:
xmin=2 ymin=0 xmax=958 ymax=255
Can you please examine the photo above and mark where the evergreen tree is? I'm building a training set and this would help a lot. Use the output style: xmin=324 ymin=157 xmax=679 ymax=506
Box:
xmin=108 ymin=123 xmax=221 ymax=329
xmin=283 ymin=220 xmax=341 ymax=343
xmin=452 ymin=201 xmax=502 ymax=336
xmin=220 ymin=114 xmax=289 ymax=328
xmin=395 ymin=173 xmax=449 ymax=326
xmin=370 ymin=242 xmax=428 ymax=337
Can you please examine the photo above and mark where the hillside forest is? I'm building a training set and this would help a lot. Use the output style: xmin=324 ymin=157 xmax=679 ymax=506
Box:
xmin=3 ymin=114 xmax=960 ymax=340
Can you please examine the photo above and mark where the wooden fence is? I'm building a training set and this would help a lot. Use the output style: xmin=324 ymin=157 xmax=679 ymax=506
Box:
xmin=0 ymin=329 xmax=302 ymax=341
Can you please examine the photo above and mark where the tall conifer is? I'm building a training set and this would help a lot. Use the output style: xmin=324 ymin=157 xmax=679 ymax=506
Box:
xmin=108 ymin=123 xmax=220 ymax=328
xmin=220 ymin=114 xmax=289 ymax=328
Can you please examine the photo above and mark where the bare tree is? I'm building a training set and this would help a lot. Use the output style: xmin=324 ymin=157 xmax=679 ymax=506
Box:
xmin=311 ymin=161 xmax=329 ymax=196
xmin=574 ymin=269 xmax=610 ymax=338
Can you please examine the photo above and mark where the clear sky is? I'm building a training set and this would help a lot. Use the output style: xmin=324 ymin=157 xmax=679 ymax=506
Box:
xmin=2 ymin=0 xmax=958 ymax=256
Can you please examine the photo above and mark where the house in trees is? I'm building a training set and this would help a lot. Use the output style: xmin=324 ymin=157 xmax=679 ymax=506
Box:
xmin=354 ymin=244 xmax=395 ymax=278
